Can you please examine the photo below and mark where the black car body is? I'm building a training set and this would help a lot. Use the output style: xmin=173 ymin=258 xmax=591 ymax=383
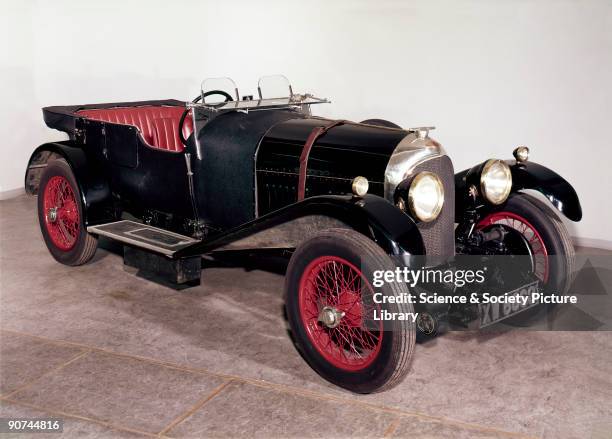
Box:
xmin=25 ymin=77 xmax=582 ymax=392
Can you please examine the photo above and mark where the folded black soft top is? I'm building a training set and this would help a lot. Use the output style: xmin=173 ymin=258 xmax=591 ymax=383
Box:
xmin=42 ymin=99 xmax=186 ymax=135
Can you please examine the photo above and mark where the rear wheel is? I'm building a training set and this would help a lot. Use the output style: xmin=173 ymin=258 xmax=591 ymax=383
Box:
xmin=285 ymin=229 xmax=415 ymax=393
xmin=37 ymin=159 xmax=97 ymax=265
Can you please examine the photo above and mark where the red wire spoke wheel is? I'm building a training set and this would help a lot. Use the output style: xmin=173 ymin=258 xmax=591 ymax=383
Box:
xmin=37 ymin=159 xmax=97 ymax=266
xmin=298 ymin=256 xmax=383 ymax=371
xmin=42 ymin=175 xmax=80 ymax=251
xmin=477 ymin=211 xmax=549 ymax=283
xmin=474 ymin=194 xmax=576 ymax=325
xmin=285 ymin=229 xmax=415 ymax=393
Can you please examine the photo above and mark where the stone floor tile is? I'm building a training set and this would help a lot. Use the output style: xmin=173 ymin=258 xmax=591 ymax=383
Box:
xmin=0 ymin=331 xmax=85 ymax=396
xmin=167 ymin=381 xmax=395 ymax=438
xmin=390 ymin=416 xmax=516 ymax=438
xmin=8 ymin=351 xmax=226 ymax=434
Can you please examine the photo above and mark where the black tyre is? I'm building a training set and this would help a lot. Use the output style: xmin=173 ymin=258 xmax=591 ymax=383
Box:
xmin=477 ymin=193 xmax=575 ymax=321
xmin=37 ymin=159 xmax=98 ymax=266
xmin=285 ymin=229 xmax=415 ymax=393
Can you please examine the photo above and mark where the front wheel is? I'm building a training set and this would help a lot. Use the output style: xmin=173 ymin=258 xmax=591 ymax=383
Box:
xmin=37 ymin=159 xmax=98 ymax=266
xmin=285 ymin=229 xmax=415 ymax=393
xmin=476 ymin=193 xmax=575 ymax=323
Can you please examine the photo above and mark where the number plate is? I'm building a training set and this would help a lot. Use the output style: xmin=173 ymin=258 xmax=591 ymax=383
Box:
xmin=479 ymin=281 xmax=540 ymax=327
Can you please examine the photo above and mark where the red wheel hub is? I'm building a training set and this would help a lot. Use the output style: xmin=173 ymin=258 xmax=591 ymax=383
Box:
xmin=298 ymin=256 xmax=383 ymax=371
xmin=477 ymin=211 xmax=549 ymax=282
xmin=42 ymin=175 xmax=80 ymax=251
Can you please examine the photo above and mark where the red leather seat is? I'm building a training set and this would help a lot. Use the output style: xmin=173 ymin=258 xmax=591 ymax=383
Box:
xmin=77 ymin=106 xmax=193 ymax=152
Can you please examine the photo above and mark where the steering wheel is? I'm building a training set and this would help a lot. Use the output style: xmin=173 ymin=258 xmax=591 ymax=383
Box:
xmin=179 ymin=90 xmax=234 ymax=146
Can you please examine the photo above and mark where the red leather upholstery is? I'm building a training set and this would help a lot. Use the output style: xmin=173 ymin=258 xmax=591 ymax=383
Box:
xmin=77 ymin=106 xmax=193 ymax=152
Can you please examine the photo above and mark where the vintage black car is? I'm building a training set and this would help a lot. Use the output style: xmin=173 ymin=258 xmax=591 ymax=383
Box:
xmin=25 ymin=76 xmax=581 ymax=393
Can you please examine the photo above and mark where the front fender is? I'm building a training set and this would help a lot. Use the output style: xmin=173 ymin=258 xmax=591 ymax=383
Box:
xmin=176 ymin=194 xmax=425 ymax=257
xmin=24 ymin=141 xmax=114 ymax=225
xmin=508 ymin=161 xmax=582 ymax=221
xmin=456 ymin=160 xmax=582 ymax=222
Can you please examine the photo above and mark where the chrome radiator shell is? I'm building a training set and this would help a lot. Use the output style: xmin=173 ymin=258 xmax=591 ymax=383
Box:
xmin=410 ymin=155 xmax=455 ymax=258
xmin=385 ymin=132 xmax=455 ymax=258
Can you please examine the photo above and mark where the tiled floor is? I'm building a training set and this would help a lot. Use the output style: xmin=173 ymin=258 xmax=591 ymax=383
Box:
xmin=1 ymin=195 xmax=611 ymax=438
xmin=0 ymin=333 xmax=515 ymax=439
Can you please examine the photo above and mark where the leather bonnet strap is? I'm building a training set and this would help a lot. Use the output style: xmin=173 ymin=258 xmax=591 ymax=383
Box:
xmin=297 ymin=120 xmax=346 ymax=201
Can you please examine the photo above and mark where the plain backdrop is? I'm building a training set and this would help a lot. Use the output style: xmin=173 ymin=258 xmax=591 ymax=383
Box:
xmin=1 ymin=0 xmax=611 ymax=245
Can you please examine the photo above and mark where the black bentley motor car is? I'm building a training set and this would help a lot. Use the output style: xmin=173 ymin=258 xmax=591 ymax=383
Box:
xmin=25 ymin=76 xmax=581 ymax=393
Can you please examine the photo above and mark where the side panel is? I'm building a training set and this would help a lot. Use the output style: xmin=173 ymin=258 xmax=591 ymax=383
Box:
xmin=105 ymin=122 xmax=138 ymax=168
xmin=76 ymin=117 xmax=193 ymax=220
xmin=193 ymin=110 xmax=303 ymax=230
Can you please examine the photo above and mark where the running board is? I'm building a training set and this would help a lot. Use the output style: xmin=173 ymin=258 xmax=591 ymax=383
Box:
xmin=87 ymin=220 xmax=199 ymax=257
xmin=88 ymin=220 xmax=202 ymax=285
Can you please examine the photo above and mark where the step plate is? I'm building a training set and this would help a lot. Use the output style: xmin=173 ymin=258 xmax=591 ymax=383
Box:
xmin=87 ymin=220 xmax=199 ymax=256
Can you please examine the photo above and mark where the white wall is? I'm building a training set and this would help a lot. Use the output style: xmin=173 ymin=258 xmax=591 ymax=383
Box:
xmin=1 ymin=0 xmax=611 ymax=243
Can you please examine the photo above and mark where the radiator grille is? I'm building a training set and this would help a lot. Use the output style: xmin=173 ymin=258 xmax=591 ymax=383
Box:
xmin=410 ymin=156 xmax=455 ymax=259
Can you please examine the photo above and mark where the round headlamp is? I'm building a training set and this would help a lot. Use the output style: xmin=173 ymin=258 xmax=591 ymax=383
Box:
xmin=408 ymin=172 xmax=444 ymax=222
xmin=480 ymin=159 xmax=512 ymax=205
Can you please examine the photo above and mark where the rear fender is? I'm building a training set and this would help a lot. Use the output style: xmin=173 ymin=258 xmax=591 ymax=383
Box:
xmin=24 ymin=141 xmax=114 ymax=225
xmin=176 ymin=194 xmax=425 ymax=257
